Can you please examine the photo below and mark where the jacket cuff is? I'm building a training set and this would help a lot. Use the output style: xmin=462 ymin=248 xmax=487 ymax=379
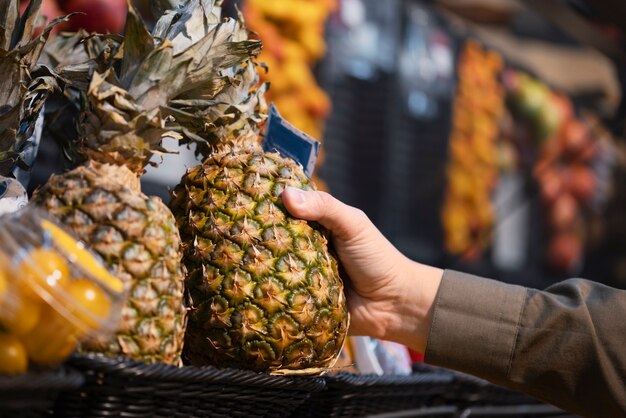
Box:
xmin=424 ymin=270 xmax=528 ymax=383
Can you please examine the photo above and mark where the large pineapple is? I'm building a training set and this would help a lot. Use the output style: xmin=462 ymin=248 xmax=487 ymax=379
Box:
xmin=0 ymin=0 xmax=65 ymax=201
xmin=168 ymin=1 xmax=349 ymax=374
xmin=30 ymin=3 xmax=216 ymax=365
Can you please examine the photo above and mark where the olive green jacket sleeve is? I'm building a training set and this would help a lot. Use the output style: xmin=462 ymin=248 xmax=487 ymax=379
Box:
xmin=424 ymin=270 xmax=626 ymax=418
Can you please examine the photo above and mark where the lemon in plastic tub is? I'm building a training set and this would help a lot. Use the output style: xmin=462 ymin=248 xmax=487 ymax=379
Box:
xmin=0 ymin=334 xmax=28 ymax=375
xmin=18 ymin=247 xmax=70 ymax=301
xmin=0 ymin=207 xmax=125 ymax=373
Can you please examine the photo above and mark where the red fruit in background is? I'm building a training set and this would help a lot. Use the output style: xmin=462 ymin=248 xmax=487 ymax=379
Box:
xmin=561 ymin=119 xmax=597 ymax=163
xmin=568 ymin=165 xmax=596 ymax=203
xmin=538 ymin=167 xmax=565 ymax=204
xmin=20 ymin=0 xmax=64 ymax=36
xmin=562 ymin=119 xmax=586 ymax=151
xmin=548 ymin=232 xmax=582 ymax=273
xmin=551 ymin=94 xmax=573 ymax=126
xmin=61 ymin=0 xmax=127 ymax=33
xmin=549 ymin=193 xmax=578 ymax=231
xmin=577 ymin=139 xmax=598 ymax=163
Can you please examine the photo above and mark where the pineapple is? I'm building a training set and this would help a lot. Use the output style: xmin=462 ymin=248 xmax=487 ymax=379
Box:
xmin=0 ymin=0 xmax=65 ymax=198
xmin=30 ymin=3 xmax=215 ymax=365
xmin=168 ymin=1 xmax=349 ymax=374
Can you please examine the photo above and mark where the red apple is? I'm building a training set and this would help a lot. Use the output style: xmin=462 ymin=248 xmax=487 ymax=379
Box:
xmin=61 ymin=0 xmax=127 ymax=34
xmin=547 ymin=232 xmax=582 ymax=273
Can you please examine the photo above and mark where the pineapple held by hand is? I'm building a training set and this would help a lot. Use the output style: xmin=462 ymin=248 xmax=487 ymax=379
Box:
xmin=168 ymin=0 xmax=349 ymax=374
xmin=31 ymin=3 xmax=206 ymax=365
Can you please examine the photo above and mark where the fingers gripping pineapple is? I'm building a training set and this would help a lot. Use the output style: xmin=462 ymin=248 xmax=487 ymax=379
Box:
xmin=167 ymin=1 xmax=349 ymax=374
xmin=31 ymin=3 xmax=199 ymax=365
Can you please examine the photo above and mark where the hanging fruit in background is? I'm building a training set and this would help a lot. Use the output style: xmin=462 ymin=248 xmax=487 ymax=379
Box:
xmin=535 ymin=94 xmax=564 ymax=141
xmin=508 ymin=72 xmax=549 ymax=121
xmin=503 ymin=70 xmax=617 ymax=275
xmin=568 ymin=165 xmax=596 ymax=203
xmin=560 ymin=118 xmax=599 ymax=166
xmin=548 ymin=193 xmax=579 ymax=231
xmin=505 ymin=72 xmax=574 ymax=144
xmin=547 ymin=231 xmax=583 ymax=273
xmin=442 ymin=41 xmax=504 ymax=261
xmin=537 ymin=167 xmax=564 ymax=205
xmin=243 ymin=0 xmax=337 ymax=190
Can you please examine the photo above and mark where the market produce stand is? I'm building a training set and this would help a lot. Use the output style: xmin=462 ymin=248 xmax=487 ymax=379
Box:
xmin=0 ymin=1 xmax=620 ymax=417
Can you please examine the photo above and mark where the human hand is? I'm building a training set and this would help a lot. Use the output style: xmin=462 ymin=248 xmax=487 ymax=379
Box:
xmin=282 ymin=187 xmax=443 ymax=352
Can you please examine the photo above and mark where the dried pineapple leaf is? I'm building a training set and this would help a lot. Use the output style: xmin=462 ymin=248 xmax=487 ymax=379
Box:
xmin=0 ymin=72 xmax=60 ymax=176
xmin=0 ymin=0 xmax=70 ymax=176
xmin=0 ymin=0 xmax=19 ymax=50
xmin=129 ymin=40 xmax=175 ymax=103
xmin=11 ymin=0 xmax=41 ymax=49
xmin=71 ymin=0 xmax=263 ymax=170
xmin=152 ymin=0 xmax=221 ymax=54
xmin=120 ymin=1 xmax=155 ymax=89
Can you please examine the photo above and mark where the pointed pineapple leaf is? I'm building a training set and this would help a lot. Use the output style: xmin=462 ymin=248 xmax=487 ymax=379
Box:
xmin=152 ymin=0 xmax=221 ymax=54
xmin=12 ymin=0 xmax=42 ymax=49
xmin=0 ymin=0 xmax=19 ymax=50
xmin=120 ymin=1 xmax=155 ymax=89
xmin=129 ymin=40 xmax=175 ymax=103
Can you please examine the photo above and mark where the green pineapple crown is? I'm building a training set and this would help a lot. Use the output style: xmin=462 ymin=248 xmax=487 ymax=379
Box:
xmin=0 ymin=0 xmax=68 ymax=177
xmin=58 ymin=0 xmax=265 ymax=174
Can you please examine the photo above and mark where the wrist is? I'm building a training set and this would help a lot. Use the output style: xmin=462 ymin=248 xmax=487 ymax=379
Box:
xmin=384 ymin=259 xmax=443 ymax=353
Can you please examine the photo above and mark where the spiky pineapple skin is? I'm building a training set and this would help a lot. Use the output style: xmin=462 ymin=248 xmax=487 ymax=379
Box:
xmin=170 ymin=142 xmax=348 ymax=372
xmin=32 ymin=162 xmax=187 ymax=365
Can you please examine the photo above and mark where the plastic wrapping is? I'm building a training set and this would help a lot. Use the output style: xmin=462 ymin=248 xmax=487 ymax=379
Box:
xmin=0 ymin=207 xmax=125 ymax=373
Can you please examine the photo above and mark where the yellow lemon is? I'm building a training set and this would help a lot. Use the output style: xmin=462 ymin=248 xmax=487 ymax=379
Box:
xmin=0 ymin=333 xmax=28 ymax=375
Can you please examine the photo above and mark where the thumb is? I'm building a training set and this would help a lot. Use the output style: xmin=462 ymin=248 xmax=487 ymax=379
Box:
xmin=281 ymin=187 xmax=368 ymax=240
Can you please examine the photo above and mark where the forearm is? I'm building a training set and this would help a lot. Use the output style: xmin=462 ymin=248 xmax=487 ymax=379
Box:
xmin=423 ymin=271 xmax=626 ymax=417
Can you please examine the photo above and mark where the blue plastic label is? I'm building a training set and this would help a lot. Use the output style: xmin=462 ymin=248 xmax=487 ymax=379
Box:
xmin=262 ymin=103 xmax=320 ymax=178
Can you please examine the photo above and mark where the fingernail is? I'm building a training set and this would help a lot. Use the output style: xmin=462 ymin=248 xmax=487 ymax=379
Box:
xmin=286 ymin=186 xmax=306 ymax=205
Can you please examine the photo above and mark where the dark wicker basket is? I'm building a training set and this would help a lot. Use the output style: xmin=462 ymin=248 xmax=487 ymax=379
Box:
xmin=295 ymin=372 xmax=455 ymax=417
xmin=0 ymin=368 xmax=84 ymax=418
xmin=447 ymin=372 xmax=541 ymax=407
xmin=413 ymin=363 xmax=542 ymax=408
xmin=53 ymin=354 xmax=326 ymax=418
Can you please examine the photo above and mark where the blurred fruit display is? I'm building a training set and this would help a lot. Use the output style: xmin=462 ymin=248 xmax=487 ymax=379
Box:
xmin=20 ymin=0 xmax=127 ymax=34
xmin=504 ymin=71 xmax=616 ymax=275
xmin=243 ymin=0 xmax=336 ymax=189
xmin=442 ymin=40 xmax=505 ymax=261
xmin=442 ymin=39 xmax=618 ymax=276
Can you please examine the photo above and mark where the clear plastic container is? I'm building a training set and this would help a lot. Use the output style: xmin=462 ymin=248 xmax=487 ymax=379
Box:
xmin=0 ymin=206 xmax=125 ymax=374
